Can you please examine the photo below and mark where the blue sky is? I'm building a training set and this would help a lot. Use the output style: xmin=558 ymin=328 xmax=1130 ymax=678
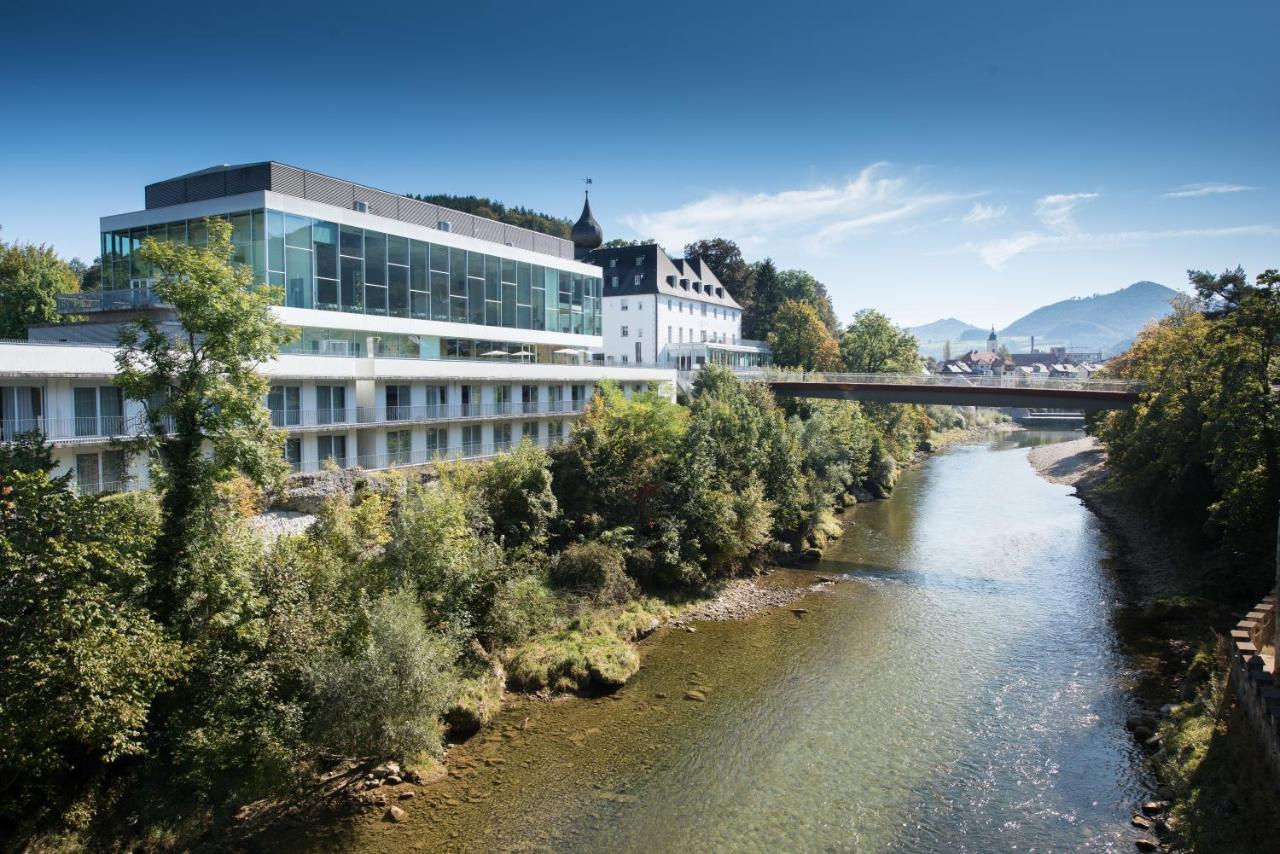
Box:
xmin=1 ymin=0 xmax=1275 ymax=327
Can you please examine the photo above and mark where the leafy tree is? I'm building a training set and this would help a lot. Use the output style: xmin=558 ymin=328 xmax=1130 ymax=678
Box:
xmin=743 ymin=258 xmax=782 ymax=339
xmin=684 ymin=238 xmax=756 ymax=309
xmin=115 ymin=217 xmax=293 ymax=623
xmin=0 ymin=233 xmax=80 ymax=338
xmin=767 ymin=299 xmax=843 ymax=370
xmin=0 ymin=434 xmax=182 ymax=791
xmin=841 ymin=309 xmax=920 ymax=374
xmin=405 ymin=193 xmax=571 ymax=239
xmin=476 ymin=441 xmax=559 ymax=553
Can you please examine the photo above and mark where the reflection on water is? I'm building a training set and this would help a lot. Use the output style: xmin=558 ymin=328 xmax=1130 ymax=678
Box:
xmin=352 ymin=431 xmax=1150 ymax=853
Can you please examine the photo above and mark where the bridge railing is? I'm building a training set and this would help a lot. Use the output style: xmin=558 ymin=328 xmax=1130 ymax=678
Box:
xmin=718 ymin=368 xmax=1140 ymax=395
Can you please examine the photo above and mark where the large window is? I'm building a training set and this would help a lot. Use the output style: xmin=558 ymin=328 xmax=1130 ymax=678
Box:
xmin=101 ymin=210 xmax=603 ymax=336
xmin=74 ymin=386 xmax=123 ymax=436
xmin=317 ymin=434 xmax=347 ymax=466
xmin=267 ymin=386 xmax=301 ymax=427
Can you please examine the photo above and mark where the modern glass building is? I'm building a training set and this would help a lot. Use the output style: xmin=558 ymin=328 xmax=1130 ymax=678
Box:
xmin=8 ymin=162 xmax=672 ymax=493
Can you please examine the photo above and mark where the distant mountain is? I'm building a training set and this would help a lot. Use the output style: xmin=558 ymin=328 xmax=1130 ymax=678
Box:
xmin=999 ymin=281 xmax=1180 ymax=355
xmin=908 ymin=318 xmax=983 ymax=342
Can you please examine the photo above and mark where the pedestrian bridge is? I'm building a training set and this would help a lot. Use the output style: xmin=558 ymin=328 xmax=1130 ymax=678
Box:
xmin=710 ymin=370 xmax=1141 ymax=411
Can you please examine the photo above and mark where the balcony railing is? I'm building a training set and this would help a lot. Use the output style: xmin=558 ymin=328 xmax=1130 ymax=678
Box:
xmin=287 ymin=438 xmax=571 ymax=475
xmin=720 ymin=368 xmax=1141 ymax=395
xmin=56 ymin=288 xmax=168 ymax=314
xmin=5 ymin=401 xmax=588 ymax=445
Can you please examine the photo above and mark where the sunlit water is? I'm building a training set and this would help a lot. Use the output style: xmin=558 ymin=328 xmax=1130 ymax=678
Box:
xmin=344 ymin=431 xmax=1151 ymax=853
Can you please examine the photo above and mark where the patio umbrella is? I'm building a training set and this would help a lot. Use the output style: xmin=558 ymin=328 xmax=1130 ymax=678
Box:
xmin=481 ymin=350 xmax=510 ymax=357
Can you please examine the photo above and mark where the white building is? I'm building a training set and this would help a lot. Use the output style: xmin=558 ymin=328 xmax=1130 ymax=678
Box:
xmin=2 ymin=162 xmax=674 ymax=493
xmin=581 ymin=243 xmax=770 ymax=371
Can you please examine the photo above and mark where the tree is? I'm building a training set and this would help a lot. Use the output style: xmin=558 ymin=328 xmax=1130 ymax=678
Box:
xmin=841 ymin=309 xmax=920 ymax=374
xmin=743 ymin=258 xmax=783 ymax=340
xmin=767 ymin=300 xmax=843 ymax=371
xmin=684 ymin=238 xmax=756 ymax=310
xmin=115 ymin=217 xmax=293 ymax=623
xmin=0 ymin=233 xmax=80 ymax=338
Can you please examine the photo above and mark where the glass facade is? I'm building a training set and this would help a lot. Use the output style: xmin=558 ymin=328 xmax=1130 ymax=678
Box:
xmin=101 ymin=210 xmax=601 ymax=336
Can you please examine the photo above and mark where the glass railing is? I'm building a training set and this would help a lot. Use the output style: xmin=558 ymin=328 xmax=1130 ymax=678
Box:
xmin=56 ymin=288 xmax=167 ymax=314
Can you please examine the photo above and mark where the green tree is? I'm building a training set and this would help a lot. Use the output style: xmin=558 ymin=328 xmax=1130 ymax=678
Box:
xmin=767 ymin=299 xmax=843 ymax=371
xmin=0 ymin=435 xmax=183 ymax=791
xmin=476 ymin=441 xmax=559 ymax=553
xmin=840 ymin=309 xmax=920 ymax=374
xmin=0 ymin=234 xmax=80 ymax=338
xmin=114 ymin=217 xmax=293 ymax=623
xmin=684 ymin=237 xmax=756 ymax=309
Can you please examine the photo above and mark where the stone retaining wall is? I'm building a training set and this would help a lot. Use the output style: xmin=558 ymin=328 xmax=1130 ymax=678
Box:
xmin=1230 ymin=594 xmax=1280 ymax=786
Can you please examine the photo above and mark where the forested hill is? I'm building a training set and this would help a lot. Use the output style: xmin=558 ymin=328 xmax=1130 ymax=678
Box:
xmin=999 ymin=280 xmax=1180 ymax=354
xmin=405 ymin=193 xmax=572 ymax=239
xmin=908 ymin=318 xmax=983 ymax=342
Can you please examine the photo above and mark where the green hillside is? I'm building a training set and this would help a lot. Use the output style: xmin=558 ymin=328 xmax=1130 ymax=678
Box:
xmin=405 ymin=193 xmax=572 ymax=239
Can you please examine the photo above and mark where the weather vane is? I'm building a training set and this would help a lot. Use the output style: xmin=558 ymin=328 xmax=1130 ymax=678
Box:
xmin=583 ymin=177 xmax=593 ymax=194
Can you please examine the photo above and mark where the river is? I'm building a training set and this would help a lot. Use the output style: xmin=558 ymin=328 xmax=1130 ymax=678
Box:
xmin=337 ymin=430 xmax=1153 ymax=852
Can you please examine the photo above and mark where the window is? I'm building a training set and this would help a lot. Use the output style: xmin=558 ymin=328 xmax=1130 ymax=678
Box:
xmin=611 ymin=276 xmax=618 ymax=288
xmin=634 ymin=275 xmax=642 ymax=286
xmin=385 ymin=384 xmax=411 ymax=420
xmin=0 ymin=386 xmax=41 ymax=440
xmin=547 ymin=385 xmax=564 ymax=412
xmin=522 ymin=421 xmax=538 ymax=443
xmin=635 ymin=341 xmax=642 ymax=363
xmin=387 ymin=430 xmax=412 ymax=466
xmin=316 ymin=385 xmax=346 ymax=425
xmin=425 ymin=427 xmax=448 ymax=458
xmin=667 ymin=326 xmax=672 ymax=343
xmin=701 ymin=304 xmax=707 ymax=316
xmin=267 ymin=385 xmax=301 ymax=427
xmin=548 ymin=420 xmax=564 ymax=443
xmin=462 ymin=424 xmax=483 ymax=456
xmin=522 ymin=384 xmax=539 ymax=414
xmin=74 ymin=386 xmax=123 ymax=436
xmin=621 ymin=325 xmax=629 ymax=338
xmin=493 ymin=422 xmax=512 ymax=451
xmin=621 ymin=300 xmax=628 ymax=311
xmin=678 ymin=328 xmax=684 ymax=343
xmin=571 ymin=385 xmax=586 ymax=408
xmin=637 ymin=326 xmax=643 ymax=337
xmin=493 ymin=385 xmax=512 ymax=414
xmin=637 ymin=301 xmax=642 ymax=310
xmin=284 ymin=438 xmax=302 ymax=470
xmin=621 ymin=355 xmax=628 ymax=364
xmin=460 ymin=384 xmax=477 ymax=417
xmin=634 ymin=256 xmax=642 ymax=266
xmin=76 ymin=450 xmax=126 ymax=494
xmin=609 ymin=259 xmax=617 ymax=268
xmin=667 ymin=298 xmax=672 ymax=310
xmin=317 ymin=434 xmax=347 ymax=466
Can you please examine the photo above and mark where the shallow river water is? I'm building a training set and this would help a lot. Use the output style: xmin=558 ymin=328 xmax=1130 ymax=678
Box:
xmin=335 ymin=430 xmax=1152 ymax=852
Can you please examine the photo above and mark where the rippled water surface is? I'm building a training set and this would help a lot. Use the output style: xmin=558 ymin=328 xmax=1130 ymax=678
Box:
xmin=347 ymin=431 xmax=1151 ymax=852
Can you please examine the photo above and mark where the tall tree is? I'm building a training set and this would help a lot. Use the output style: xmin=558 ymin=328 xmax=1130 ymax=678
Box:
xmin=840 ymin=309 xmax=920 ymax=374
xmin=0 ymin=233 xmax=79 ymax=338
xmin=743 ymin=258 xmax=782 ymax=340
xmin=767 ymin=299 xmax=843 ymax=371
xmin=115 ymin=217 xmax=293 ymax=623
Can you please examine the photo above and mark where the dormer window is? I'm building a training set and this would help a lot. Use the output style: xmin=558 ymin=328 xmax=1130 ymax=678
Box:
xmin=679 ymin=278 xmax=689 ymax=290
xmin=611 ymin=276 xmax=618 ymax=288
xmin=665 ymin=275 xmax=675 ymax=286
xmin=716 ymin=287 xmax=723 ymax=297
xmin=634 ymin=256 xmax=643 ymax=266
xmin=693 ymin=281 xmax=702 ymax=293
xmin=609 ymin=259 xmax=617 ymax=268
xmin=634 ymin=274 xmax=642 ymax=286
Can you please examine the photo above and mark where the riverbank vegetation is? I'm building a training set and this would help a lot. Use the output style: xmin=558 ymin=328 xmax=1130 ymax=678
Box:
xmin=1085 ymin=264 xmax=1280 ymax=850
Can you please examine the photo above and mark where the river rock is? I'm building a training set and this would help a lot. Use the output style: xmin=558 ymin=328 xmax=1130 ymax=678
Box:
xmin=1133 ymin=838 xmax=1158 ymax=851
xmin=385 ymin=805 xmax=405 ymax=822
xmin=398 ymin=790 xmax=415 ymax=800
xmin=801 ymin=548 xmax=823 ymax=561
xmin=683 ymin=689 xmax=707 ymax=702
xmin=1131 ymin=814 xmax=1153 ymax=829
xmin=1132 ymin=725 xmax=1153 ymax=741
xmin=1141 ymin=800 xmax=1170 ymax=815
xmin=383 ymin=774 xmax=402 ymax=786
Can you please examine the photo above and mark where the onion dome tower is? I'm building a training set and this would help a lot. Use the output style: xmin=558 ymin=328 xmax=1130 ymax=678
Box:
xmin=987 ymin=326 xmax=998 ymax=353
xmin=571 ymin=187 xmax=604 ymax=260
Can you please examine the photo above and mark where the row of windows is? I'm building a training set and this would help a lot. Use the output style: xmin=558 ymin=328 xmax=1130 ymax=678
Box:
xmin=279 ymin=327 xmax=590 ymax=363
xmin=282 ymin=421 xmax=568 ymax=469
xmin=100 ymin=210 xmax=602 ymax=336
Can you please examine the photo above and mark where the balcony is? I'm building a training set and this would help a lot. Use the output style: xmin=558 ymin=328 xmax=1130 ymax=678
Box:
xmin=56 ymin=288 xmax=168 ymax=314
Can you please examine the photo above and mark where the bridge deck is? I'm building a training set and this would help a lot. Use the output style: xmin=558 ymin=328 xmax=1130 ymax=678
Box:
xmin=702 ymin=370 xmax=1141 ymax=411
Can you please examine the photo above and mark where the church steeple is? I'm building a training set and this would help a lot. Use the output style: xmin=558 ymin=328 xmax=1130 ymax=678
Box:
xmin=571 ymin=181 xmax=603 ymax=260
xmin=987 ymin=326 xmax=998 ymax=353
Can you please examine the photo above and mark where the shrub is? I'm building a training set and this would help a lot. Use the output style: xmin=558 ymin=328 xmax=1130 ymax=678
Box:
xmin=504 ymin=614 xmax=639 ymax=693
xmin=308 ymin=592 xmax=458 ymax=759
xmin=484 ymin=574 xmax=557 ymax=646
xmin=550 ymin=539 xmax=637 ymax=604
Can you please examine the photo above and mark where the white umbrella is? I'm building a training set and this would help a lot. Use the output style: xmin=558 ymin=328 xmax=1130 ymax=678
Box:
xmin=481 ymin=350 xmax=509 ymax=357
xmin=553 ymin=348 xmax=580 ymax=355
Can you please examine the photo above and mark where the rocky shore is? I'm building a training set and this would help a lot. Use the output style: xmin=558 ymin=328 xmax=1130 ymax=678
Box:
xmin=668 ymin=574 xmax=844 ymax=626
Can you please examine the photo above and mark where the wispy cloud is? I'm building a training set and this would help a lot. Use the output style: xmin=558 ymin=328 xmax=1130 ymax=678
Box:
xmin=963 ymin=202 xmax=1006 ymax=224
xmin=1032 ymin=192 xmax=1098 ymax=233
xmin=621 ymin=163 xmax=974 ymax=250
xmin=1164 ymin=182 xmax=1257 ymax=198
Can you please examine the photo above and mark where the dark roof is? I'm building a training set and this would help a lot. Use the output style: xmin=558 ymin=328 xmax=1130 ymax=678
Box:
xmin=141 ymin=161 xmax=576 ymax=260
xmin=585 ymin=244 xmax=741 ymax=309
xmin=570 ymin=193 xmax=604 ymax=252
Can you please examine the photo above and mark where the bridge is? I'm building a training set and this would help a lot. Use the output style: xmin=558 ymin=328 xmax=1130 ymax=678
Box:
xmin=714 ymin=370 xmax=1141 ymax=411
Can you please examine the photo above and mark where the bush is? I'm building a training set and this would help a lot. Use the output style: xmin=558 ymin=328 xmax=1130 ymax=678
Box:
xmin=504 ymin=614 xmax=639 ymax=693
xmin=550 ymin=539 xmax=637 ymax=604
xmin=308 ymin=592 xmax=458 ymax=759
xmin=484 ymin=574 xmax=557 ymax=646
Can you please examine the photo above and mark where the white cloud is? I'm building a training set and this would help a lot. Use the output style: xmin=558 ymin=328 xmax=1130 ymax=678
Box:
xmin=621 ymin=163 xmax=972 ymax=250
xmin=1032 ymin=192 xmax=1099 ymax=233
xmin=963 ymin=202 xmax=1007 ymax=224
xmin=1164 ymin=182 xmax=1257 ymax=198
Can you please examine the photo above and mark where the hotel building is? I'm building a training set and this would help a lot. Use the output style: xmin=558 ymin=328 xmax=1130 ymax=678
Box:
xmin=1 ymin=162 xmax=674 ymax=493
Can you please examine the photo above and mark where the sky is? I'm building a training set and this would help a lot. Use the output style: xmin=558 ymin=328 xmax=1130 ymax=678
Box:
xmin=1 ymin=0 xmax=1275 ymax=328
